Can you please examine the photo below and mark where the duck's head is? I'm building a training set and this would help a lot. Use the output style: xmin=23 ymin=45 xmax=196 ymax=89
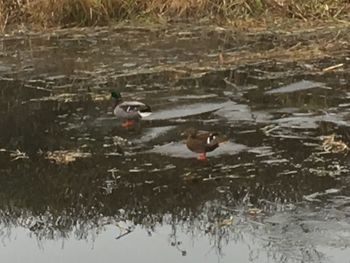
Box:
xmin=111 ymin=91 xmax=122 ymax=99
xmin=111 ymin=91 xmax=122 ymax=105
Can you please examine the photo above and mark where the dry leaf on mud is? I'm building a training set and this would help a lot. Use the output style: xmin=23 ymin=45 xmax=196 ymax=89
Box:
xmin=321 ymin=134 xmax=348 ymax=153
xmin=46 ymin=150 xmax=91 ymax=164
xmin=248 ymin=208 xmax=263 ymax=215
xmin=218 ymin=217 xmax=234 ymax=227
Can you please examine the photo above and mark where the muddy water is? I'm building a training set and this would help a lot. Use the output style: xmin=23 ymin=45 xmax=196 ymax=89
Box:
xmin=1 ymin=26 xmax=350 ymax=262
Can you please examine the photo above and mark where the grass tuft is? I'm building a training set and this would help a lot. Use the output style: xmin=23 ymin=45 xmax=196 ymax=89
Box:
xmin=0 ymin=0 xmax=349 ymax=30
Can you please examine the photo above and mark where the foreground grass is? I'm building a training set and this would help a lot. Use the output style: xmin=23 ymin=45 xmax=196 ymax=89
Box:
xmin=0 ymin=0 xmax=349 ymax=30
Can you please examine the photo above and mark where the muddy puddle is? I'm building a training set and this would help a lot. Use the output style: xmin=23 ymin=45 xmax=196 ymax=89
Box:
xmin=0 ymin=25 xmax=350 ymax=262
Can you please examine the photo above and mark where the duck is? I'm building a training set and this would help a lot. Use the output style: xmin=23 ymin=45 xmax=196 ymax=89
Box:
xmin=111 ymin=91 xmax=152 ymax=128
xmin=182 ymin=128 xmax=226 ymax=160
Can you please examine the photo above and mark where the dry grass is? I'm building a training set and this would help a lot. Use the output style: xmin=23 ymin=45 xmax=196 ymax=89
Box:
xmin=0 ymin=0 xmax=349 ymax=29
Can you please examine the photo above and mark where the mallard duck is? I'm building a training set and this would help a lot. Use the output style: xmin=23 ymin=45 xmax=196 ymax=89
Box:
xmin=182 ymin=128 xmax=226 ymax=160
xmin=111 ymin=91 xmax=152 ymax=128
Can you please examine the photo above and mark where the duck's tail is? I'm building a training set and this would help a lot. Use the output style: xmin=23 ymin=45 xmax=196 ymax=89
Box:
xmin=138 ymin=105 xmax=152 ymax=118
xmin=217 ymin=135 xmax=229 ymax=145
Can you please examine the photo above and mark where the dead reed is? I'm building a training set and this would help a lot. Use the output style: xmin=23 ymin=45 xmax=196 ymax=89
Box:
xmin=0 ymin=0 xmax=349 ymax=30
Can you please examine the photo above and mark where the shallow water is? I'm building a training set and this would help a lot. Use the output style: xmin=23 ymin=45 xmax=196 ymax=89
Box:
xmin=1 ymin=26 xmax=350 ymax=262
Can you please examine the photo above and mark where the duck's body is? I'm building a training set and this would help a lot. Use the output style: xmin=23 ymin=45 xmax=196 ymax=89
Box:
xmin=111 ymin=91 xmax=152 ymax=128
xmin=113 ymin=101 xmax=152 ymax=119
xmin=183 ymin=128 xmax=226 ymax=160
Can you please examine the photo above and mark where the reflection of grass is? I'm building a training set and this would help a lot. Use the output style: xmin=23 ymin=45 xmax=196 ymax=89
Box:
xmin=0 ymin=149 xmax=344 ymax=261
xmin=0 ymin=196 xmax=338 ymax=262
xmin=0 ymin=0 xmax=349 ymax=29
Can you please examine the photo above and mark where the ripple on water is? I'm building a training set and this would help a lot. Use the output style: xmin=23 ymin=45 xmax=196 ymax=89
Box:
xmin=214 ymin=101 xmax=272 ymax=123
xmin=265 ymin=80 xmax=330 ymax=94
xmin=146 ymin=101 xmax=228 ymax=120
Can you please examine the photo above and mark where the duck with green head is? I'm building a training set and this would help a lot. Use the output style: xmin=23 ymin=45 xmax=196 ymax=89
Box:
xmin=111 ymin=91 xmax=152 ymax=128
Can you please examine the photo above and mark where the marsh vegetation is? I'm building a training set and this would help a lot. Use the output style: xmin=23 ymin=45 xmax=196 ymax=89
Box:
xmin=0 ymin=0 xmax=349 ymax=29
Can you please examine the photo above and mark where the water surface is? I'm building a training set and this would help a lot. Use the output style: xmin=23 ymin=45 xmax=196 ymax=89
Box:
xmin=1 ymin=25 xmax=350 ymax=262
